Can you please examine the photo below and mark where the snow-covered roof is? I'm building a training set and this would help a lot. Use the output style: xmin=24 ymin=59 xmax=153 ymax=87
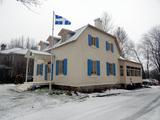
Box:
xmin=45 ymin=25 xmax=88 ymax=51
xmin=0 ymin=48 xmax=51 ymax=56
xmin=44 ymin=24 xmax=121 ymax=54
xmin=119 ymin=56 xmax=141 ymax=64
xmin=0 ymin=48 xmax=23 ymax=54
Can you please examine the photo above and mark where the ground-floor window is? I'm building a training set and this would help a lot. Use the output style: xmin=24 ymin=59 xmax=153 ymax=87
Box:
xmin=36 ymin=64 xmax=43 ymax=75
xmin=106 ymin=63 xmax=116 ymax=76
xmin=126 ymin=66 xmax=141 ymax=77
xmin=56 ymin=58 xmax=67 ymax=75
xmin=88 ymin=59 xmax=100 ymax=76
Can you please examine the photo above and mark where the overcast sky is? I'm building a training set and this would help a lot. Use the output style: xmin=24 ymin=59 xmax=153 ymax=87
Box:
xmin=0 ymin=0 xmax=160 ymax=44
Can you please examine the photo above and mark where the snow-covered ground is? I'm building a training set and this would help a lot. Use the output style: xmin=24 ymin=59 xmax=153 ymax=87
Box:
xmin=0 ymin=84 xmax=160 ymax=120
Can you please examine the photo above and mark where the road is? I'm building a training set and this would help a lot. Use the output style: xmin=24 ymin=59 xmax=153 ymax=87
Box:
xmin=0 ymin=84 xmax=160 ymax=120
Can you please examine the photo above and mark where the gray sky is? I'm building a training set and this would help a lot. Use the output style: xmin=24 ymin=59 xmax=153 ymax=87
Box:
xmin=0 ymin=0 xmax=160 ymax=44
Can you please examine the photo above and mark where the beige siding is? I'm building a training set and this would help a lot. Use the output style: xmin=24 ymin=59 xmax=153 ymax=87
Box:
xmin=80 ymin=27 xmax=120 ymax=86
xmin=33 ymin=26 xmax=142 ymax=88
xmin=50 ymin=40 xmax=83 ymax=87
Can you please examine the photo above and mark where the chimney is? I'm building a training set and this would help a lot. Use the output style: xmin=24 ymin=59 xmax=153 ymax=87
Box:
xmin=94 ymin=18 xmax=103 ymax=30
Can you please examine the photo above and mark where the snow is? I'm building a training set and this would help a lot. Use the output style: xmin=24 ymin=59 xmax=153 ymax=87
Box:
xmin=0 ymin=84 xmax=160 ymax=120
xmin=0 ymin=48 xmax=23 ymax=54
xmin=46 ymin=25 xmax=87 ymax=51
xmin=0 ymin=47 xmax=51 ymax=56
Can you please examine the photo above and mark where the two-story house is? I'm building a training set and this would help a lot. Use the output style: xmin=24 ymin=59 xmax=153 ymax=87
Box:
xmin=31 ymin=19 xmax=142 ymax=91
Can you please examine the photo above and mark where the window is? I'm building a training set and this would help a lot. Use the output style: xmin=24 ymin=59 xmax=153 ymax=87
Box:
xmin=126 ymin=66 xmax=141 ymax=77
xmin=92 ymin=37 xmax=96 ymax=46
xmin=88 ymin=59 xmax=100 ymax=76
xmin=88 ymin=34 xmax=99 ymax=48
xmin=92 ymin=61 xmax=97 ymax=74
xmin=106 ymin=63 xmax=116 ymax=76
xmin=36 ymin=64 xmax=43 ymax=76
xmin=120 ymin=65 xmax=124 ymax=76
xmin=56 ymin=59 xmax=67 ymax=75
xmin=47 ymin=64 xmax=51 ymax=73
xmin=37 ymin=64 xmax=40 ymax=75
xmin=106 ymin=41 xmax=114 ymax=52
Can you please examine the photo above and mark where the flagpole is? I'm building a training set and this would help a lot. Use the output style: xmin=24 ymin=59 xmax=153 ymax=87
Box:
xmin=49 ymin=11 xmax=55 ymax=93
xmin=52 ymin=11 xmax=55 ymax=37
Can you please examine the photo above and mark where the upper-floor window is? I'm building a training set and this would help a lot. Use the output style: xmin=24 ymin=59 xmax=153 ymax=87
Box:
xmin=56 ymin=59 xmax=67 ymax=76
xmin=88 ymin=34 xmax=99 ymax=48
xmin=106 ymin=41 xmax=114 ymax=52
xmin=88 ymin=59 xmax=100 ymax=76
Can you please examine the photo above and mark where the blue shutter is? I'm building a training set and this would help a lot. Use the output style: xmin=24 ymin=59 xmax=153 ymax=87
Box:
xmin=41 ymin=64 xmax=43 ymax=75
xmin=51 ymin=63 xmax=54 ymax=80
xmin=106 ymin=41 xmax=109 ymax=51
xmin=88 ymin=34 xmax=92 ymax=46
xmin=40 ymin=64 xmax=43 ymax=75
xmin=36 ymin=64 xmax=39 ymax=75
xmin=63 ymin=59 xmax=67 ymax=75
xmin=96 ymin=37 xmax=99 ymax=48
xmin=88 ymin=59 xmax=93 ymax=76
xmin=113 ymin=63 xmax=116 ymax=76
xmin=44 ymin=64 xmax=47 ymax=80
xmin=106 ymin=63 xmax=110 ymax=76
xmin=96 ymin=61 xmax=100 ymax=76
xmin=39 ymin=64 xmax=41 ymax=75
xmin=56 ymin=61 xmax=59 ymax=75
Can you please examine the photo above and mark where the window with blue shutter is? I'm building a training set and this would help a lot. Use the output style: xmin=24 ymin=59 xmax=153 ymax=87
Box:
xmin=56 ymin=61 xmax=59 ymax=75
xmin=63 ymin=59 xmax=67 ymax=75
xmin=51 ymin=63 xmax=54 ymax=80
xmin=106 ymin=62 xmax=110 ymax=76
xmin=113 ymin=63 xmax=116 ymax=76
xmin=96 ymin=37 xmax=99 ymax=48
xmin=44 ymin=64 xmax=47 ymax=80
xmin=88 ymin=59 xmax=92 ymax=76
xmin=96 ymin=61 xmax=100 ymax=76
xmin=88 ymin=34 xmax=92 ymax=46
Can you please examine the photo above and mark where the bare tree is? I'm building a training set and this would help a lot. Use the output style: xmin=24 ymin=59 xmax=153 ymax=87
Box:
xmin=8 ymin=36 xmax=38 ymax=50
xmin=17 ymin=0 xmax=41 ymax=5
xmin=143 ymin=25 xmax=160 ymax=75
xmin=101 ymin=12 xmax=114 ymax=33
xmin=114 ymin=27 xmax=129 ymax=57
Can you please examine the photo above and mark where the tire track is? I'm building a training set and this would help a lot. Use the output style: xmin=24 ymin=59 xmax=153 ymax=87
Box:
xmin=121 ymin=94 xmax=160 ymax=120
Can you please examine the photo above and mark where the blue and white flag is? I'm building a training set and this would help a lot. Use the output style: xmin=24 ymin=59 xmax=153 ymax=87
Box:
xmin=55 ymin=15 xmax=71 ymax=25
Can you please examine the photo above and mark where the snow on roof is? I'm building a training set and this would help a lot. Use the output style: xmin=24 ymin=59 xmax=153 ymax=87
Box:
xmin=46 ymin=25 xmax=87 ymax=51
xmin=119 ymin=56 xmax=141 ymax=64
xmin=0 ymin=47 xmax=51 ymax=56
xmin=0 ymin=48 xmax=23 ymax=54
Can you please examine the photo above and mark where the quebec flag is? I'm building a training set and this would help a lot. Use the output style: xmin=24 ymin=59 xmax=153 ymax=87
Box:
xmin=55 ymin=15 xmax=71 ymax=25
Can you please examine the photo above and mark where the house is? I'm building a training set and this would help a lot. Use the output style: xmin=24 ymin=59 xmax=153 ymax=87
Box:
xmin=0 ymin=48 xmax=44 ymax=83
xmin=29 ymin=19 xmax=142 ymax=91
